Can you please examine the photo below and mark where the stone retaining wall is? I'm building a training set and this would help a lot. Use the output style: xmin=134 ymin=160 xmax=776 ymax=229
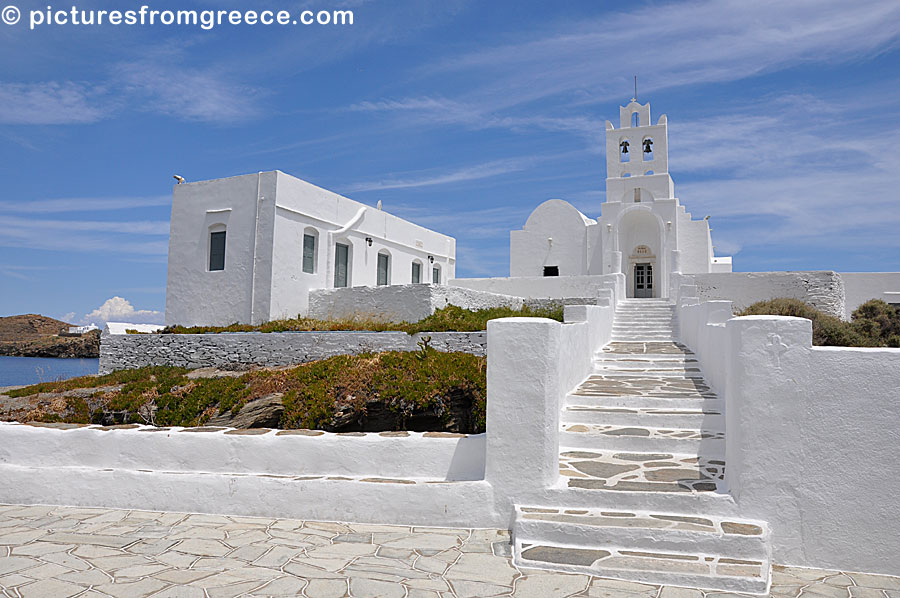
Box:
xmin=100 ymin=330 xmax=486 ymax=374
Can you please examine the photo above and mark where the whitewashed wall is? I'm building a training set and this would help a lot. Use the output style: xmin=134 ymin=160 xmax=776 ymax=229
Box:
xmin=166 ymin=172 xmax=277 ymax=328
xmin=451 ymin=273 xmax=623 ymax=302
xmin=839 ymin=272 xmax=900 ymax=319
xmin=675 ymin=286 xmax=900 ymax=576
xmin=485 ymin=289 xmax=618 ymax=520
xmin=688 ymin=272 xmax=846 ymax=318
xmin=270 ymin=172 xmax=456 ymax=320
xmin=0 ymin=424 xmax=495 ymax=528
xmin=509 ymin=199 xmax=601 ymax=277
xmin=308 ymin=284 xmax=526 ymax=323
xmin=165 ymin=171 xmax=456 ymax=327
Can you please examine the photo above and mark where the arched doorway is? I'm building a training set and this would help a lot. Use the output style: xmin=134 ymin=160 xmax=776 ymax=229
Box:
xmin=616 ymin=208 xmax=664 ymax=298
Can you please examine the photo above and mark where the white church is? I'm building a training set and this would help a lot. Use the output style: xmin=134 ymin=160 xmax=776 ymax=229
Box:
xmin=510 ymin=99 xmax=731 ymax=298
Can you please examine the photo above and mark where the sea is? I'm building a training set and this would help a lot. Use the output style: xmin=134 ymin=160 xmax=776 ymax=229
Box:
xmin=0 ymin=356 xmax=99 ymax=387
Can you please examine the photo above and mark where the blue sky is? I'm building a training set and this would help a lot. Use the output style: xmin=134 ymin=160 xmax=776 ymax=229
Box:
xmin=1 ymin=0 xmax=899 ymax=324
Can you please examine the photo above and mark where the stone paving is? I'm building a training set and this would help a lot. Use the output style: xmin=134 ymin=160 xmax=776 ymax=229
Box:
xmin=559 ymin=450 xmax=726 ymax=493
xmin=571 ymin=375 xmax=717 ymax=401
xmin=602 ymin=342 xmax=694 ymax=355
xmin=1 ymin=504 xmax=899 ymax=598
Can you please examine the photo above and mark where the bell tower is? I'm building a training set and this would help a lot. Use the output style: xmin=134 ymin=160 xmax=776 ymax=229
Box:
xmin=604 ymin=100 xmax=672 ymax=203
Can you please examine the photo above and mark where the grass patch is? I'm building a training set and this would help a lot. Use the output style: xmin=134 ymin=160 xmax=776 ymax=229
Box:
xmin=738 ymin=298 xmax=900 ymax=347
xmin=158 ymin=304 xmax=565 ymax=335
xmin=11 ymin=350 xmax=487 ymax=433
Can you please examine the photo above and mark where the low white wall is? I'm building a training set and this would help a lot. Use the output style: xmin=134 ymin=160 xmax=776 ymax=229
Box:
xmin=484 ymin=282 xmax=619 ymax=522
xmin=675 ymin=285 xmax=900 ymax=576
xmin=839 ymin=272 xmax=900 ymax=319
xmin=451 ymin=274 xmax=622 ymax=301
xmin=688 ymin=271 xmax=845 ymax=318
xmin=0 ymin=424 xmax=485 ymax=480
xmin=0 ymin=423 xmax=495 ymax=527
xmin=309 ymin=284 xmax=527 ymax=323
xmin=1 ymin=276 xmax=623 ymax=530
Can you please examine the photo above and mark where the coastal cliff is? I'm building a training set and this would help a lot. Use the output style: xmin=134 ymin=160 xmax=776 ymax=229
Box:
xmin=0 ymin=314 xmax=100 ymax=358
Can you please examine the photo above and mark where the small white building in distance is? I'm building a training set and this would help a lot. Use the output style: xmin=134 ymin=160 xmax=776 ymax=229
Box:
xmin=165 ymin=171 xmax=456 ymax=327
xmin=511 ymin=99 xmax=731 ymax=298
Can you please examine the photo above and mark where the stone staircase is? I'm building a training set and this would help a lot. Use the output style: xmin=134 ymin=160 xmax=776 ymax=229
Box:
xmin=513 ymin=299 xmax=771 ymax=594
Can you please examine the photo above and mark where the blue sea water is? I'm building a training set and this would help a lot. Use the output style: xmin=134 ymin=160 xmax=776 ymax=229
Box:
xmin=0 ymin=356 xmax=99 ymax=387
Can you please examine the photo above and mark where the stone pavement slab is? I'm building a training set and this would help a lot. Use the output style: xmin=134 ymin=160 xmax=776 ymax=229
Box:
xmin=0 ymin=504 xmax=897 ymax=597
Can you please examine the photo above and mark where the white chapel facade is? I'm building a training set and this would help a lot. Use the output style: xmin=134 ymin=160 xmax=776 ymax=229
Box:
xmin=511 ymin=99 xmax=732 ymax=298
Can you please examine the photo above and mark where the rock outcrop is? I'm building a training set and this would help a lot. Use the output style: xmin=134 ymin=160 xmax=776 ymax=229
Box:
xmin=0 ymin=314 xmax=100 ymax=358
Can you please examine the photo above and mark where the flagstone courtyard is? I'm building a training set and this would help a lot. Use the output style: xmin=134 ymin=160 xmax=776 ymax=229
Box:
xmin=1 ymin=504 xmax=898 ymax=598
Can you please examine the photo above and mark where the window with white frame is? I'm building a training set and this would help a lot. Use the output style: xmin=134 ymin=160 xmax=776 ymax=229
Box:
xmin=377 ymin=251 xmax=391 ymax=286
xmin=209 ymin=228 xmax=226 ymax=271
xmin=302 ymin=230 xmax=317 ymax=274
xmin=334 ymin=242 xmax=350 ymax=288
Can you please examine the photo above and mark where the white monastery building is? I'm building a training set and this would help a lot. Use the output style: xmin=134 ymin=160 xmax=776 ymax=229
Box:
xmin=164 ymin=99 xmax=898 ymax=327
xmin=511 ymin=100 xmax=731 ymax=298
xmin=165 ymin=170 xmax=456 ymax=326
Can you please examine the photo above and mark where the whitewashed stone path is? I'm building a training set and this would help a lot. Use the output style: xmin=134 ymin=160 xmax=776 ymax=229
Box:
xmin=514 ymin=299 xmax=771 ymax=593
xmin=1 ymin=503 xmax=899 ymax=598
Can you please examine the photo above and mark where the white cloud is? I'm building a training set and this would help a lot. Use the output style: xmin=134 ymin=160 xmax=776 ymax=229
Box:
xmin=0 ymin=81 xmax=108 ymax=125
xmin=60 ymin=312 xmax=76 ymax=324
xmin=0 ymin=196 xmax=170 ymax=213
xmin=424 ymin=0 xmax=900 ymax=110
xmin=116 ymin=61 xmax=264 ymax=123
xmin=344 ymin=158 xmax=533 ymax=192
xmin=0 ymin=216 xmax=170 ymax=255
xmin=82 ymin=297 xmax=163 ymax=326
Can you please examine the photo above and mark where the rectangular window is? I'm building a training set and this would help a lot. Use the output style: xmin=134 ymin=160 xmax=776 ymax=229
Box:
xmin=334 ymin=243 xmax=349 ymax=288
xmin=432 ymin=267 xmax=440 ymax=284
xmin=209 ymin=231 xmax=226 ymax=271
xmin=411 ymin=262 xmax=421 ymax=284
xmin=543 ymin=266 xmax=559 ymax=277
xmin=302 ymin=234 xmax=316 ymax=274
xmin=377 ymin=253 xmax=390 ymax=286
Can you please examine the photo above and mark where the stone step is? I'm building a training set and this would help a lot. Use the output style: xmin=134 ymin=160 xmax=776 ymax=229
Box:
xmin=592 ymin=353 xmax=698 ymax=364
xmin=513 ymin=507 xmax=769 ymax=594
xmin=562 ymin=405 xmax=723 ymax=428
xmin=569 ymin=375 xmax=717 ymax=402
xmin=601 ymin=342 xmax=693 ymax=355
xmin=565 ymin=393 xmax=720 ymax=411
xmin=612 ymin=332 xmax=677 ymax=337
xmin=592 ymin=360 xmax=700 ymax=370
xmin=558 ymin=449 xmax=725 ymax=494
xmin=611 ymin=337 xmax=679 ymax=343
xmin=560 ymin=424 xmax=725 ymax=455
xmin=612 ymin=326 xmax=676 ymax=332
xmin=591 ymin=368 xmax=706 ymax=378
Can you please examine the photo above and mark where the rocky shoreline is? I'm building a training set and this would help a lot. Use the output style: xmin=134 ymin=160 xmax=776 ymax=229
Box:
xmin=0 ymin=330 xmax=100 ymax=359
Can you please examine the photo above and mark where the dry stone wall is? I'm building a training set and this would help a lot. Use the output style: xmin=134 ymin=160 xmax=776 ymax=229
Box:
xmin=100 ymin=330 xmax=485 ymax=374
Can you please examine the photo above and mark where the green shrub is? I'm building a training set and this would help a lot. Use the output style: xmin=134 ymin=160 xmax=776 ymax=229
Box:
xmin=738 ymin=298 xmax=899 ymax=347
xmin=10 ymin=351 xmax=487 ymax=433
xmin=160 ymin=304 xmax=565 ymax=335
